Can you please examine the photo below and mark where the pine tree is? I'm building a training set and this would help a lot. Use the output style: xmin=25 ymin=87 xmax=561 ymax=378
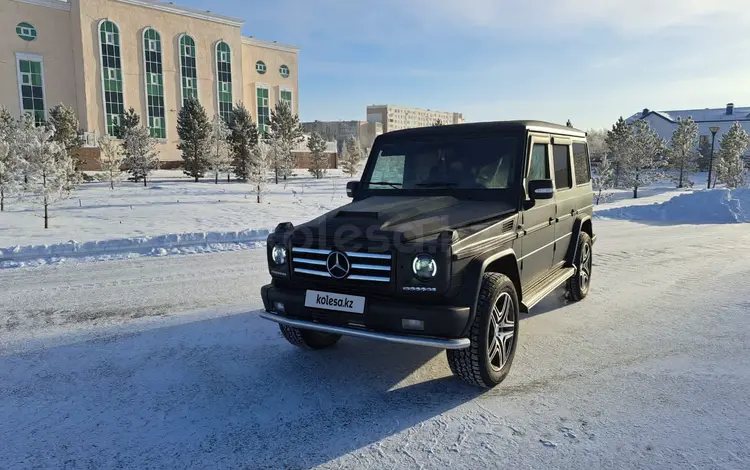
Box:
xmin=48 ymin=103 xmax=84 ymax=152
xmin=585 ymin=129 xmax=609 ymax=163
xmin=697 ymin=138 xmax=712 ymax=172
xmin=716 ymin=122 xmax=750 ymax=189
xmin=269 ymin=101 xmax=304 ymax=183
xmin=622 ymin=119 xmax=666 ymax=198
xmin=0 ymin=106 xmax=22 ymax=211
xmin=341 ymin=136 xmax=363 ymax=177
xmin=605 ymin=117 xmax=632 ymax=188
xmin=249 ymin=140 xmax=271 ymax=203
xmin=592 ymin=153 xmax=615 ymax=205
xmin=207 ymin=115 xmax=232 ymax=184
xmin=177 ymin=97 xmax=211 ymax=182
xmin=666 ymin=116 xmax=699 ymax=188
xmin=113 ymin=107 xmax=140 ymax=139
xmin=229 ymin=103 xmax=259 ymax=181
xmin=98 ymin=135 xmax=126 ymax=190
xmin=24 ymin=124 xmax=78 ymax=229
xmin=307 ymin=131 xmax=328 ymax=179
xmin=123 ymin=126 xmax=159 ymax=186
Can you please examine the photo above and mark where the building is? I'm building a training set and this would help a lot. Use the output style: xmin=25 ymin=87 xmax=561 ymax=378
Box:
xmin=1 ymin=0 xmax=299 ymax=167
xmin=626 ymin=103 xmax=750 ymax=160
xmin=366 ymin=105 xmax=464 ymax=133
xmin=292 ymin=134 xmax=339 ymax=170
xmin=300 ymin=120 xmax=383 ymax=155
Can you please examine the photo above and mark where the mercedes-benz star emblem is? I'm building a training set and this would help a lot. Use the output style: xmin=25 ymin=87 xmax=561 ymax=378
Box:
xmin=326 ymin=251 xmax=350 ymax=279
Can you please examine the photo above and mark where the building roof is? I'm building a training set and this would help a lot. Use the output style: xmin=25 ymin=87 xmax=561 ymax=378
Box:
xmin=114 ymin=0 xmax=245 ymax=27
xmin=241 ymin=36 xmax=299 ymax=53
xmin=627 ymin=105 xmax=750 ymax=124
xmin=381 ymin=120 xmax=586 ymax=138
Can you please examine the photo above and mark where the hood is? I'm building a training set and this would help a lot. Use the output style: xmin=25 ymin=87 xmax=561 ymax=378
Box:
xmin=293 ymin=196 xmax=515 ymax=243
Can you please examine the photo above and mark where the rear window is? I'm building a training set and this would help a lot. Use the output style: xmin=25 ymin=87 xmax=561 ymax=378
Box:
xmin=573 ymin=142 xmax=591 ymax=184
xmin=552 ymin=144 xmax=572 ymax=190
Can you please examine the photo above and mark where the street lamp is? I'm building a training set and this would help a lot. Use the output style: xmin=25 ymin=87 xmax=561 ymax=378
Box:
xmin=707 ymin=126 xmax=720 ymax=189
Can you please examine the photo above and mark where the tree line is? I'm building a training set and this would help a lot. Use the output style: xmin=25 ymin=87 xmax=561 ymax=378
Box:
xmin=590 ymin=116 xmax=749 ymax=203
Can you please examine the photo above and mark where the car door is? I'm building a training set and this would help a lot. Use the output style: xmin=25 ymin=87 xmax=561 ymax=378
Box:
xmin=551 ymin=138 xmax=577 ymax=267
xmin=519 ymin=136 xmax=556 ymax=286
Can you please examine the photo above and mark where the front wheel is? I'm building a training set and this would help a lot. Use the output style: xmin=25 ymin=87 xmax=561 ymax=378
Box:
xmin=446 ymin=273 xmax=520 ymax=388
xmin=567 ymin=232 xmax=593 ymax=301
xmin=279 ymin=325 xmax=341 ymax=349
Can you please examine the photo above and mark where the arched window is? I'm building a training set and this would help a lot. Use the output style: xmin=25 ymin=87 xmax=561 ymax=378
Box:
xmin=179 ymin=34 xmax=198 ymax=106
xmin=99 ymin=20 xmax=124 ymax=136
xmin=143 ymin=27 xmax=165 ymax=138
xmin=215 ymin=41 xmax=232 ymax=122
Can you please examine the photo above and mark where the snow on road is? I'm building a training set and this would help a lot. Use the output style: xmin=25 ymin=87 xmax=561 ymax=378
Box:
xmin=1 ymin=219 xmax=749 ymax=469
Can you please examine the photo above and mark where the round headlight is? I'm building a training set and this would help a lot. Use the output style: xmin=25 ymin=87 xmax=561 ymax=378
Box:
xmin=271 ymin=245 xmax=287 ymax=265
xmin=412 ymin=254 xmax=437 ymax=280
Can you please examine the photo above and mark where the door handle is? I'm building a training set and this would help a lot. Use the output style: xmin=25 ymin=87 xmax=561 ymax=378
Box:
xmin=549 ymin=217 xmax=554 ymax=224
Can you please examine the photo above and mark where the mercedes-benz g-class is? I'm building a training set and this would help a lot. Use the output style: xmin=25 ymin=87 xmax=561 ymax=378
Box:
xmin=260 ymin=120 xmax=596 ymax=388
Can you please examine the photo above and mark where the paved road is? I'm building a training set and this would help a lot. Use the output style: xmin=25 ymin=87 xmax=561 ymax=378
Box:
xmin=1 ymin=220 xmax=749 ymax=469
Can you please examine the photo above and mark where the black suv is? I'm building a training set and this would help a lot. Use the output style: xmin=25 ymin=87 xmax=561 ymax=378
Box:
xmin=260 ymin=120 xmax=596 ymax=388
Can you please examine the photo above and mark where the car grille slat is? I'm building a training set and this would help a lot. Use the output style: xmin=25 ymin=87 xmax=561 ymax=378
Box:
xmin=291 ymin=246 xmax=392 ymax=284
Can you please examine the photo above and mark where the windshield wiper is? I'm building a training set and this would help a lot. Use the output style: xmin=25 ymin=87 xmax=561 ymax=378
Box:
xmin=368 ymin=181 xmax=403 ymax=189
xmin=415 ymin=182 xmax=459 ymax=188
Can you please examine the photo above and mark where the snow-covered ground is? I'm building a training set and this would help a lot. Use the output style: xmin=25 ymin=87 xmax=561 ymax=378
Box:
xmin=1 ymin=220 xmax=749 ymax=469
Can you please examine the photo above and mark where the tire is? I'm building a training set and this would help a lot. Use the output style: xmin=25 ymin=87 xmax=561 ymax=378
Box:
xmin=446 ymin=273 xmax=520 ymax=388
xmin=566 ymin=232 xmax=593 ymax=301
xmin=279 ymin=325 xmax=341 ymax=350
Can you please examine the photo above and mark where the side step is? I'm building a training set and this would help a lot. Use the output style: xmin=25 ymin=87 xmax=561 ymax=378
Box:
xmin=521 ymin=267 xmax=576 ymax=312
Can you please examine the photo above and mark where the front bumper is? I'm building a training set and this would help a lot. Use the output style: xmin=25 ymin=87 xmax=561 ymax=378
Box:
xmin=260 ymin=284 xmax=471 ymax=349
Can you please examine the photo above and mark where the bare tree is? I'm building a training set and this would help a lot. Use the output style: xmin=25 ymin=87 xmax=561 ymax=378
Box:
xmin=98 ymin=135 xmax=126 ymax=190
xmin=24 ymin=124 xmax=78 ymax=228
xmin=208 ymin=115 xmax=232 ymax=184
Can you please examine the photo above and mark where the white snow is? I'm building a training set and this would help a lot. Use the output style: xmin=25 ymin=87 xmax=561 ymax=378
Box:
xmin=1 ymin=219 xmax=749 ymax=469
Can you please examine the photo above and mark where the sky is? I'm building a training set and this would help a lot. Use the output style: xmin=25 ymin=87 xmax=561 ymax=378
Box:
xmin=179 ymin=0 xmax=750 ymax=129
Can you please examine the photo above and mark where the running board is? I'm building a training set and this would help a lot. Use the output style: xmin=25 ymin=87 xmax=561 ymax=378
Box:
xmin=521 ymin=267 xmax=576 ymax=312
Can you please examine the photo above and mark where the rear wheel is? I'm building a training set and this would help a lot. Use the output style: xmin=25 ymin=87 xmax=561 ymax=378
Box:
xmin=279 ymin=325 xmax=341 ymax=349
xmin=567 ymin=232 xmax=593 ymax=301
xmin=446 ymin=273 xmax=520 ymax=388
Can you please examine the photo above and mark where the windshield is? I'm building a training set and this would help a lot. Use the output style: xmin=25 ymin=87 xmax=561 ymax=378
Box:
xmin=363 ymin=135 xmax=521 ymax=192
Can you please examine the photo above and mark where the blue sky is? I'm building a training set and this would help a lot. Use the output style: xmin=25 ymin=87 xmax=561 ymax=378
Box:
xmin=180 ymin=0 xmax=750 ymax=129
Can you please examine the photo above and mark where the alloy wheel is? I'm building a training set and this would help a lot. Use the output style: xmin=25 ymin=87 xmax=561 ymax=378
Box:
xmin=487 ymin=292 xmax=515 ymax=371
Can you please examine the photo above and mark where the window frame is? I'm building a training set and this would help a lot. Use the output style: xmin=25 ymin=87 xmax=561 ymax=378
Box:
xmin=215 ymin=41 xmax=233 ymax=122
xmin=256 ymin=83 xmax=270 ymax=135
xmin=105 ymin=32 xmax=115 ymax=45
xmin=16 ymin=53 xmax=47 ymax=124
xmin=551 ymin=138 xmax=574 ymax=191
xmin=178 ymin=34 xmax=198 ymax=107
xmin=142 ymin=27 xmax=166 ymax=139
xmin=279 ymin=87 xmax=293 ymax=111
xmin=98 ymin=19 xmax=125 ymax=136
xmin=279 ymin=64 xmax=290 ymax=78
xmin=523 ymin=135 xmax=552 ymax=200
xmin=256 ymin=60 xmax=267 ymax=74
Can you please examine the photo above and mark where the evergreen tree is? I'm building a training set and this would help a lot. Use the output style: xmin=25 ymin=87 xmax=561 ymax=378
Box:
xmin=249 ymin=140 xmax=271 ymax=203
xmin=98 ymin=135 xmax=126 ymax=190
xmin=177 ymin=97 xmax=211 ymax=182
xmin=592 ymin=153 xmax=615 ymax=205
xmin=697 ymin=138 xmax=712 ymax=172
xmin=207 ymin=115 xmax=232 ymax=184
xmin=228 ymin=103 xmax=259 ymax=181
xmin=622 ymin=119 xmax=666 ymax=198
xmin=48 ymin=103 xmax=84 ymax=152
xmin=113 ymin=107 xmax=140 ymax=139
xmin=268 ymin=101 xmax=304 ymax=183
xmin=307 ymin=132 xmax=328 ymax=179
xmin=0 ymin=105 xmax=15 ymax=139
xmin=0 ymin=105 xmax=22 ymax=211
xmin=123 ymin=126 xmax=159 ymax=186
xmin=666 ymin=116 xmax=699 ymax=188
xmin=716 ymin=122 xmax=750 ymax=189
xmin=341 ymin=136 xmax=363 ymax=177
xmin=24 ymin=124 xmax=78 ymax=229
xmin=585 ymin=128 xmax=609 ymax=163
xmin=605 ymin=117 xmax=632 ymax=187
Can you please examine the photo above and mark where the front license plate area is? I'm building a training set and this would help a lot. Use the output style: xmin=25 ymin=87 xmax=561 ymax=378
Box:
xmin=304 ymin=290 xmax=365 ymax=314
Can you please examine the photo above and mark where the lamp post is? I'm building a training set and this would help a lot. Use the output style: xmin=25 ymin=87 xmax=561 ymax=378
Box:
xmin=707 ymin=126 xmax=719 ymax=189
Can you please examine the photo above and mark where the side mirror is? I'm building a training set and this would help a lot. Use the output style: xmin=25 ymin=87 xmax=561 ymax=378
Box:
xmin=346 ymin=181 xmax=360 ymax=198
xmin=528 ymin=179 xmax=554 ymax=201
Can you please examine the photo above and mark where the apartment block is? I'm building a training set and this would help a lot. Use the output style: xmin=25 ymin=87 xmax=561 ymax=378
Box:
xmin=366 ymin=105 xmax=464 ymax=133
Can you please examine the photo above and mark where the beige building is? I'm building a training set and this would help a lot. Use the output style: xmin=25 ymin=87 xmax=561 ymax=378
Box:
xmin=1 ymin=0 xmax=299 ymax=166
xmin=366 ymin=104 xmax=464 ymax=133
xmin=301 ymin=120 xmax=383 ymax=155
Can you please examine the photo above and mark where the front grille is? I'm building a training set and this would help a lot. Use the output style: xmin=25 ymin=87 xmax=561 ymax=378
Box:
xmin=291 ymin=247 xmax=392 ymax=283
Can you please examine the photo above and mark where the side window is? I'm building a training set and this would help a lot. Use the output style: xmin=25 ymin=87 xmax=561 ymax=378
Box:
xmin=552 ymin=144 xmax=572 ymax=190
xmin=573 ymin=142 xmax=591 ymax=184
xmin=528 ymin=143 xmax=550 ymax=181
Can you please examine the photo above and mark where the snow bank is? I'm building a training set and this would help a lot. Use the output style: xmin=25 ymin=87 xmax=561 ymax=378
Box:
xmin=0 ymin=229 xmax=269 ymax=268
xmin=596 ymin=189 xmax=750 ymax=224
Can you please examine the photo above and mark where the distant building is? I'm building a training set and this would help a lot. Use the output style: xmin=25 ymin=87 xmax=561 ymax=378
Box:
xmin=301 ymin=120 xmax=383 ymax=155
xmin=626 ymin=103 xmax=750 ymax=160
xmin=366 ymin=105 xmax=464 ymax=133
xmin=292 ymin=134 xmax=339 ymax=169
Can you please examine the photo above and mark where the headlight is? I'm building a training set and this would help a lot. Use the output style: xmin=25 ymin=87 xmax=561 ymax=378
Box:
xmin=271 ymin=245 xmax=287 ymax=265
xmin=412 ymin=254 xmax=437 ymax=280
